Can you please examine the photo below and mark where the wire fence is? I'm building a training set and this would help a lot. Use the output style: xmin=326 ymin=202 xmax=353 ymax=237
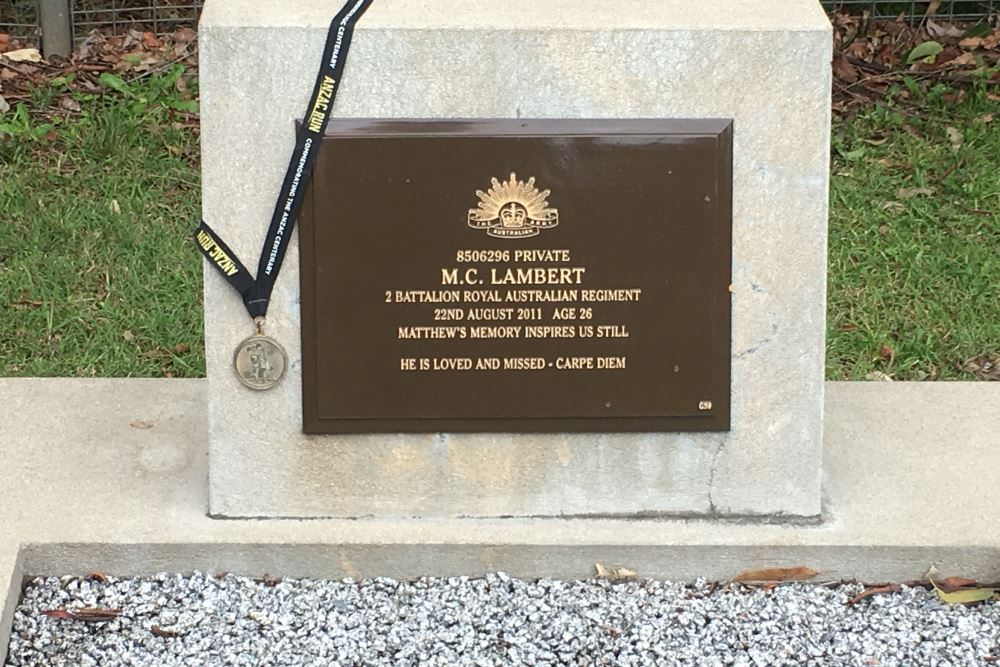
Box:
xmin=822 ymin=0 xmax=998 ymax=21
xmin=71 ymin=0 xmax=202 ymax=39
xmin=1 ymin=1 xmax=997 ymax=56
xmin=0 ymin=0 xmax=39 ymax=41
xmin=1 ymin=0 xmax=203 ymax=54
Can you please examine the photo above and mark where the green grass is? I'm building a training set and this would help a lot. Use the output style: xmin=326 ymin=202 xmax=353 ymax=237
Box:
xmin=0 ymin=67 xmax=204 ymax=377
xmin=1 ymin=70 xmax=997 ymax=380
xmin=828 ymin=81 xmax=999 ymax=380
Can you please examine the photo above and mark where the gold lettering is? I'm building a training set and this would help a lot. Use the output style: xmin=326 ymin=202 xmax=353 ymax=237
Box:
xmin=307 ymin=76 xmax=336 ymax=132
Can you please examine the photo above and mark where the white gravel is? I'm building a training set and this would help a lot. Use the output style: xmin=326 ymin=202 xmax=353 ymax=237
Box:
xmin=5 ymin=572 xmax=1000 ymax=666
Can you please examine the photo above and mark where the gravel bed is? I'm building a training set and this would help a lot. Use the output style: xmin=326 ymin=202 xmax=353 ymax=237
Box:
xmin=5 ymin=572 xmax=1000 ymax=666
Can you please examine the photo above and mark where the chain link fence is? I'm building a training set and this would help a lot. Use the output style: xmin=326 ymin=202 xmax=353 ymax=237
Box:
xmin=2 ymin=1 xmax=998 ymax=57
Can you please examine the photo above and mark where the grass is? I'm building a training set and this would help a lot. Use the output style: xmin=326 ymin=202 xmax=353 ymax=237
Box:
xmin=0 ymin=70 xmax=997 ymax=380
xmin=0 ymin=66 xmax=204 ymax=377
xmin=828 ymin=80 xmax=999 ymax=380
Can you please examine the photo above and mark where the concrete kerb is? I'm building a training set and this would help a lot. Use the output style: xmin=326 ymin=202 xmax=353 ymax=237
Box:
xmin=2 ymin=379 xmax=1000 ymax=658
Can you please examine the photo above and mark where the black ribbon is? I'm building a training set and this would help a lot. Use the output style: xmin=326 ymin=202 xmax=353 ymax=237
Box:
xmin=194 ymin=0 xmax=376 ymax=320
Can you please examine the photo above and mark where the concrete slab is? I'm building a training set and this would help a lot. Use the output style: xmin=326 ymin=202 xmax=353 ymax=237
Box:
xmin=1 ymin=378 xmax=999 ymax=657
xmin=200 ymin=0 xmax=832 ymax=519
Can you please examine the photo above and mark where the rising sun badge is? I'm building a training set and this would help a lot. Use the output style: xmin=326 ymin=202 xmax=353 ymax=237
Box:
xmin=468 ymin=172 xmax=559 ymax=238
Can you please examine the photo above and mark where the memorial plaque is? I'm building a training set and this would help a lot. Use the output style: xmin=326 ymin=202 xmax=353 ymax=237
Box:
xmin=299 ymin=119 xmax=732 ymax=433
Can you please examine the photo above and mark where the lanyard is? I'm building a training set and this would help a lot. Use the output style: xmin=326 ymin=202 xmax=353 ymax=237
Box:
xmin=194 ymin=0 xmax=375 ymax=330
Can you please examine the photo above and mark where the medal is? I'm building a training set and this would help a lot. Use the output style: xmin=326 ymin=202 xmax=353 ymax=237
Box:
xmin=195 ymin=0 xmax=375 ymax=393
xmin=233 ymin=318 xmax=287 ymax=390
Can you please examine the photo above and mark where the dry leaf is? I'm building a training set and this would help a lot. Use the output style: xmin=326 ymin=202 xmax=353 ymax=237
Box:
xmin=58 ymin=96 xmax=81 ymax=112
xmin=130 ymin=419 xmax=153 ymax=429
xmin=833 ymin=55 xmax=858 ymax=84
xmin=959 ymin=37 xmax=984 ymax=50
xmin=939 ymin=576 xmax=978 ymax=593
xmin=948 ymin=52 xmax=978 ymax=67
xmin=110 ymin=199 xmax=121 ymax=214
xmin=975 ymin=113 xmax=994 ymax=124
xmin=2 ymin=47 xmax=42 ymax=63
xmin=946 ymin=127 xmax=963 ymax=150
xmin=151 ymin=625 xmax=182 ymax=638
xmin=934 ymin=585 xmax=997 ymax=605
xmin=897 ymin=186 xmax=936 ymax=199
xmin=172 ymin=343 xmax=191 ymax=354
xmin=122 ymin=329 xmax=134 ymax=342
xmin=43 ymin=608 xmax=121 ymax=622
xmin=87 ymin=572 xmax=109 ymax=583
xmin=731 ymin=566 xmax=819 ymax=583
xmin=848 ymin=584 xmax=900 ymax=605
xmin=594 ymin=563 xmax=638 ymax=582
xmin=11 ymin=299 xmax=43 ymax=309
xmin=0 ymin=94 xmax=9 ymax=114
xmin=927 ymin=19 xmax=963 ymax=39
xmin=879 ymin=344 xmax=894 ymax=361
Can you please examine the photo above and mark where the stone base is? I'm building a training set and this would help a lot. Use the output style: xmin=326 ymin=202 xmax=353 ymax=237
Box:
xmin=200 ymin=0 xmax=833 ymax=519
xmin=3 ymin=379 xmax=1000 ymax=657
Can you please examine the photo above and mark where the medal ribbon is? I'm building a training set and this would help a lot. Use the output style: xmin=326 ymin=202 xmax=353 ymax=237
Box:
xmin=194 ymin=0 xmax=376 ymax=321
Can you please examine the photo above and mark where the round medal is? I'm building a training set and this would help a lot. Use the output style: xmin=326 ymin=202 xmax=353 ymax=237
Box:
xmin=233 ymin=334 xmax=287 ymax=390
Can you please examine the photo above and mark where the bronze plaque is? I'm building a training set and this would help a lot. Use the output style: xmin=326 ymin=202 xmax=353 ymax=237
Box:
xmin=300 ymin=119 xmax=732 ymax=433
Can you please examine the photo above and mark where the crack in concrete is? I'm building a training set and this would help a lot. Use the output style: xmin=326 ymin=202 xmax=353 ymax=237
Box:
xmin=707 ymin=439 xmax=725 ymax=515
xmin=734 ymin=322 xmax=779 ymax=360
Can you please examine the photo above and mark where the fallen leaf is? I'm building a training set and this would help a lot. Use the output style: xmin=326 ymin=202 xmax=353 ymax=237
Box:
xmin=963 ymin=355 xmax=1000 ymax=381
xmin=878 ymin=224 xmax=890 ymax=235
xmin=959 ymin=36 xmax=984 ymax=50
xmin=833 ymin=55 xmax=858 ymax=84
xmin=879 ymin=344 xmax=894 ymax=361
xmin=939 ymin=576 xmax=978 ymax=593
xmin=731 ymin=566 xmax=819 ymax=583
xmin=924 ymin=0 xmax=942 ymax=16
xmin=907 ymin=41 xmax=944 ymax=64
xmin=130 ymin=419 xmax=153 ymax=429
xmin=110 ymin=199 xmax=121 ymax=214
xmin=151 ymin=625 xmax=182 ymax=638
xmin=172 ymin=344 xmax=191 ymax=354
xmin=927 ymin=19 xmax=963 ymax=39
xmin=87 ymin=572 xmax=109 ymax=583
xmin=2 ymin=47 xmax=42 ymax=63
xmin=58 ymin=96 xmax=81 ymax=112
xmin=934 ymin=586 xmax=997 ymax=605
xmin=0 ymin=33 xmax=9 ymax=52
xmin=848 ymin=584 xmax=900 ymax=605
xmin=173 ymin=27 xmax=197 ymax=43
xmin=595 ymin=563 xmax=638 ymax=582
xmin=11 ymin=299 xmax=43 ymax=309
xmin=864 ymin=371 xmax=894 ymax=381
xmin=122 ymin=329 xmax=134 ymax=342
xmin=946 ymin=127 xmax=964 ymax=150
xmin=881 ymin=201 xmax=905 ymax=214
xmin=863 ymin=134 xmax=889 ymax=146
xmin=974 ymin=113 xmax=994 ymax=124
xmin=0 ymin=94 xmax=9 ymax=114
xmin=43 ymin=608 xmax=121 ymax=622
xmin=142 ymin=32 xmax=162 ymax=49
xmin=947 ymin=52 xmax=978 ymax=67
xmin=896 ymin=186 xmax=935 ymax=199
